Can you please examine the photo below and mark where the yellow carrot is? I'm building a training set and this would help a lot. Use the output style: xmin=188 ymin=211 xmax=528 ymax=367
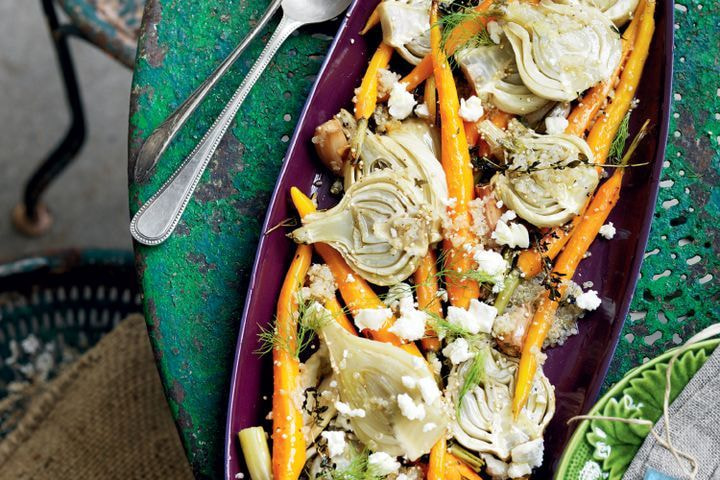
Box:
xmin=272 ymin=244 xmax=311 ymax=480
xmin=290 ymin=187 xmax=422 ymax=357
xmin=354 ymin=42 xmax=394 ymax=121
xmin=414 ymin=250 xmax=442 ymax=352
xmin=425 ymin=75 xmax=437 ymax=125
xmin=430 ymin=0 xmax=480 ymax=308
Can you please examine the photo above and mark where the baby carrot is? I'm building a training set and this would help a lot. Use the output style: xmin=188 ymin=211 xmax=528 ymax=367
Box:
xmin=354 ymin=42 xmax=394 ymax=121
xmin=430 ymin=0 xmax=480 ymax=308
xmin=359 ymin=5 xmax=380 ymax=35
xmin=428 ymin=437 xmax=447 ymax=480
xmin=512 ymin=121 xmax=649 ymax=416
xmin=272 ymin=244 xmax=311 ymax=480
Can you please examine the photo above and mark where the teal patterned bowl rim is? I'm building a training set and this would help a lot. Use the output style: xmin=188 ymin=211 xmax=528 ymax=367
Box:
xmin=555 ymin=338 xmax=720 ymax=479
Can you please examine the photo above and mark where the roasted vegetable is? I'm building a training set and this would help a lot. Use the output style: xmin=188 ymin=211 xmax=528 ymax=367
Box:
xmin=291 ymin=172 xmax=436 ymax=286
xmin=503 ymin=1 xmax=622 ymax=102
xmin=480 ymin=119 xmax=599 ymax=228
xmin=449 ymin=347 xmax=554 ymax=479
xmin=320 ymin=319 xmax=449 ymax=460
xmin=556 ymin=0 xmax=640 ymax=26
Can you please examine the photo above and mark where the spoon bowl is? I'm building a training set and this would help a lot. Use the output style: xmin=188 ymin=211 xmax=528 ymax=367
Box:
xmin=282 ymin=0 xmax=352 ymax=24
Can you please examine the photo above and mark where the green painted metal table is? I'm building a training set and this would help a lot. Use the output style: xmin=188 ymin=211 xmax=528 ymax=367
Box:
xmin=128 ymin=1 xmax=720 ymax=478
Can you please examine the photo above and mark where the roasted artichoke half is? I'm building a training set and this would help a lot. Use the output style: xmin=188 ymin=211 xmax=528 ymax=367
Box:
xmin=502 ymin=0 xmax=622 ymax=102
xmin=378 ymin=0 xmax=431 ymax=65
xmin=480 ymin=119 xmax=599 ymax=228
xmin=448 ymin=347 xmax=555 ymax=479
xmin=290 ymin=171 xmax=436 ymax=286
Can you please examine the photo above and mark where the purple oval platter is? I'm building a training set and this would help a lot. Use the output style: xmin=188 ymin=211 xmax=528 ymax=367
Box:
xmin=224 ymin=1 xmax=673 ymax=477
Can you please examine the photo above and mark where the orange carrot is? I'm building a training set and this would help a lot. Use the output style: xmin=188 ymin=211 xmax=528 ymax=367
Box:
xmin=444 ymin=453 xmax=483 ymax=480
xmin=512 ymin=118 xmax=646 ymax=415
xmin=565 ymin=0 xmax=643 ymax=136
xmin=430 ymin=0 xmax=480 ymax=308
xmin=360 ymin=5 xmax=381 ymax=35
xmin=428 ymin=437 xmax=447 ymax=480
xmin=586 ymin=0 xmax=655 ymax=165
xmin=515 ymin=0 xmax=654 ymax=279
xmin=324 ymin=296 xmax=357 ymax=335
xmin=414 ymin=250 xmax=442 ymax=352
xmin=400 ymin=56 xmax=435 ymax=94
xmin=355 ymin=42 xmax=394 ymax=121
xmin=290 ymin=187 xmax=422 ymax=357
xmin=272 ymin=244 xmax=311 ymax=480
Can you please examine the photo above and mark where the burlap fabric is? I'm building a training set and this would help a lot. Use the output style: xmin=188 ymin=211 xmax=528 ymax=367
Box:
xmin=0 ymin=315 xmax=194 ymax=479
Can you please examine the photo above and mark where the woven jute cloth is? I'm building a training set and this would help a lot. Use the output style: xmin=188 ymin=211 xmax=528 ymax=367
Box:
xmin=0 ymin=315 xmax=194 ymax=479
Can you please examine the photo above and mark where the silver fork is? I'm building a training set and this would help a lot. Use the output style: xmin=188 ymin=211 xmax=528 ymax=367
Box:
xmin=130 ymin=0 xmax=352 ymax=246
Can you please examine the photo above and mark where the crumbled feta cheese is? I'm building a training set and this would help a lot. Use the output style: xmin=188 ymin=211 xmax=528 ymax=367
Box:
xmin=492 ymin=218 xmax=530 ymax=249
xmin=499 ymin=210 xmax=517 ymax=222
xmin=509 ymin=438 xmax=544 ymax=477
xmin=473 ymin=248 xmax=508 ymax=280
xmin=402 ymin=376 xmax=417 ymax=389
xmin=303 ymin=264 xmax=337 ymax=302
xmin=483 ymin=455 xmax=509 ymax=478
xmin=422 ymin=422 xmax=437 ymax=433
xmin=387 ymin=285 xmax=428 ymax=341
xmin=458 ymin=96 xmax=485 ymax=123
xmin=417 ymin=377 xmax=441 ymax=405
xmin=599 ymin=222 xmax=616 ymax=239
xmin=345 ymin=273 xmax=356 ymax=283
xmin=354 ymin=308 xmax=391 ymax=331
xmin=442 ymin=338 xmax=475 ymax=365
xmin=414 ymin=102 xmax=430 ymax=118
xmin=388 ymin=82 xmax=416 ymax=120
xmin=321 ymin=431 xmax=346 ymax=457
xmin=334 ymin=401 xmax=366 ymax=418
xmin=368 ymin=452 xmax=401 ymax=476
xmin=545 ymin=116 xmax=569 ymax=135
xmin=377 ymin=68 xmax=401 ymax=96
xmin=575 ymin=290 xmax=602 ymax=311
xmin=486 ymin=20 xmax=503 ymax=44
xmin=447 ymin=299 xmax=497 ymax=334
xmin=397 ymin=393 xmax=426 ymax=420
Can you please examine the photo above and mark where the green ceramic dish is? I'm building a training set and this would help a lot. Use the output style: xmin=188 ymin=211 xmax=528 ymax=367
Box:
xmin=555 ymin=338 xmax=719 ymax=479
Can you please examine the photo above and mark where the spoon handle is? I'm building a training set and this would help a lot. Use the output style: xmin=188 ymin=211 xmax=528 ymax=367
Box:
xmin=131 ymin=0 xmax=283 ymax=184
xmin=130 ymin=15 xmax=302 ymax=246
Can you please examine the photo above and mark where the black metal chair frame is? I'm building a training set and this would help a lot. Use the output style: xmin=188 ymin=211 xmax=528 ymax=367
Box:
xmin=13 ymin=0 xmax=96 ymax=235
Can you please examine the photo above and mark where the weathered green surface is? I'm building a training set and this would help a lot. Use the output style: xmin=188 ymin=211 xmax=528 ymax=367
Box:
xmin=128 ymin=1 xmax=719 ymax=478
xmin=128 ymin=1 xmax=335 ymax=477
xmin=605 ymin=0 xmax=720 ymax=386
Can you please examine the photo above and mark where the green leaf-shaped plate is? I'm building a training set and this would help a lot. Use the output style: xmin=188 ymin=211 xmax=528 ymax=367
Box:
xmin=555 ymin=339 xmax=718 ymax=480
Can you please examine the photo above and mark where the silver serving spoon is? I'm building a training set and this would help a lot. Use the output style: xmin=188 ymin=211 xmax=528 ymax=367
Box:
xmin=132 ymin=0 xmax=283 ymax=184
xmin=130 ymin=0 xmax=352 ymax=246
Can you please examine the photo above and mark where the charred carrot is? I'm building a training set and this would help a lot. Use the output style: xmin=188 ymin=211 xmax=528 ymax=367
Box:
xmin=430 ymin=0 xmax=480 ymax=308
xmin=428 ymin=437 xmax=447 ymax=480
xmin=290 ymin=187 xmax=422 ymax=357
xmin=414 ymin=250 xmax=442 ymax=352
xmin=272 ymin=244 xmax=311 ymax=480
xmin=512 ymin=121 xmax=650 ymax=416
